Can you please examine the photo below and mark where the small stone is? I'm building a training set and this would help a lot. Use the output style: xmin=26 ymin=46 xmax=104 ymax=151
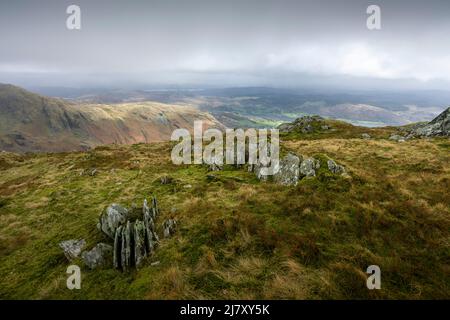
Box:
xmin=300 ymin=158 xmax=317 ymax=177
xmin=163 ymin=219 xmax=177 ymax=238
xmin=327 ymin=159 xmax=346 ymax=174
xmin=151 ymin=261 xmax=160 ymax=266
xmin=59 ymin=239 xmax=86 ymax=261
xmin=361 ymin=133 xmax=371 ymax=139
xmin=160 ymin=175 xmax=173 ymax=184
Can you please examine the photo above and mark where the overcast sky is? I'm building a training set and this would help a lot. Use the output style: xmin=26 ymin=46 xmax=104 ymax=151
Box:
xmin=1 ymin=0 xmax=450 ymax=90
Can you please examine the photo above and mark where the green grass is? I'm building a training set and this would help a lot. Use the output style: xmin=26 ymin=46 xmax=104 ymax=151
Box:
xmin=0 ymin=135 xmax=449 ymax=299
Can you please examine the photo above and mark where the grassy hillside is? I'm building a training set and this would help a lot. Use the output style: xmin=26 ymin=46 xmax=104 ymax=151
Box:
xmin=0 ymin=124 xmax=449 ymax=299
xmin=0 ymin=84 xmax=222 ymax=153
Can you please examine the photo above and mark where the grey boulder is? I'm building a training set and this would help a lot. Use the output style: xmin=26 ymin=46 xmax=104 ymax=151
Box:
xmin=97 ymin=204 xmax=129 ymax=239
xmin=59 ymin=239 xmax=86 ymax=261
xmin=82 ymin=243 xmax=113 ymax=269
xmin=327 ymin=159 xmax=346 ymax=174
xmin=273 ymin=153 xmax=301 ymax=186
xmin=300 ymin=158 xmax=319 ymax=178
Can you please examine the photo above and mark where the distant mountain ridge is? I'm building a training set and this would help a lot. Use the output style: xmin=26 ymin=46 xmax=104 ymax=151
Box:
xmin=0 ymin=84 xmax=222 ymax=153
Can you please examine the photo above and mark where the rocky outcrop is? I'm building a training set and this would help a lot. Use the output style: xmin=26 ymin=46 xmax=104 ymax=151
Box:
xmin=410 ymin=107 xmax=450 ymax=137
xmin=59 ymin=239 xmax=86 ymax=261
xmin=59 ymin=196 xmax=170 ymax=271
xmin=82 ymin=243 xmax=113 ymax=269
xmin=277 ymin=115 xmax=328 ymax=133
xmin=97 ymin=204 xmax=129 ymax=239
xmin=361 ymin=133 xmax=371 ymax=139
xmin=250 ymin=152 xmax=345 ymax=186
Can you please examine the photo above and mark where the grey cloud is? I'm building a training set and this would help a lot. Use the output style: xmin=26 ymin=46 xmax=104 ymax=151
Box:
xmin=0 ymin=0 xmax=449 ymax=89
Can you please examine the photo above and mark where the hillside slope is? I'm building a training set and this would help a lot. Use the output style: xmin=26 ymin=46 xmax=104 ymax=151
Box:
xmin=0 ymin=84 xmax=221 ymax=153
xmin=0 ymin=123 xmax=448 ymax=299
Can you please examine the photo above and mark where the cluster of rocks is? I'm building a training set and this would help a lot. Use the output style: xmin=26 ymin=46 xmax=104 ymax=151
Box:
xmin=59 ymin=196 xmax=177 ymax=271
xmin=59 ymin=238 xmax=112 ymax=270
xmin=248 ymin=152 xmax=346 ymax=186
xmin=277 ymin=115 xmax=330 ymax=133
xmin=108 ymin=198 xmax=160 ymax=271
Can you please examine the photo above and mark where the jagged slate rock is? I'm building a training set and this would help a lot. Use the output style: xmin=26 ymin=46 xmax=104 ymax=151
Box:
xmin=121 ymin=221 xmax=132 ymax=271
xmin=151 ymin=196 xmax=159 ymax=219
xmin=145 ymin=209 xmax=156 ymax=231
xmin=143 ymin=198 xmax=150 ymax=216
xmin=144 ymin=220 xmax=155 ymax=254
xmin=82 ymin=243 xmax=113 ymax=270
xmin=273 ymin=153 xmax=301 ymax=186
xmin=97 ymin=204 xmax=129 ymax=239
xmin=300 ymin=158 xmax=317 ymax=177
xmin=59 ymin=239 xmax=86 ymax=261
xmin=412 ymin=107 xmax=449 ymax=137
xmin=113 ymin=226 xmax=122 ymax=269
xmin=152 ymin=229 xmax=159 ymax=243
xmin=134 ymin=220 xmax=147 ymax=268
xmin=361 ymin=133 xmax=371 ymax=139
xmin=163 ymin=219 xmax=177 ymax=238
xmin=327 ymin=159 xmax=346 ymax=174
